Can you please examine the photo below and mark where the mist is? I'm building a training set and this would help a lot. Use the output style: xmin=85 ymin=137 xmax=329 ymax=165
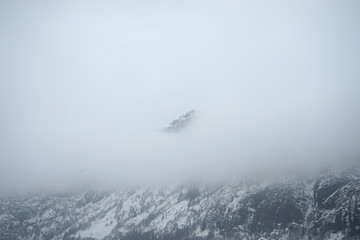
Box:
xmin=1 ymin=0 xmax=360 ymax=195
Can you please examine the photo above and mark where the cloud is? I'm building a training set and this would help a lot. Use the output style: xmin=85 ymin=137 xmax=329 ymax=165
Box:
xmin=1 ymin=0 xmax=360 ymax=194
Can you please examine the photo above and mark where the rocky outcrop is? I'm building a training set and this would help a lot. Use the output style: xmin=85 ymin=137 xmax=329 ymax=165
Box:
xmin=163 ymin=110 xmax=196 ymax=132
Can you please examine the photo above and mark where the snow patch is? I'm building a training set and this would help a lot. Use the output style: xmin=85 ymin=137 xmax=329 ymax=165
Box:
xmin=77 ymin=207 xmax=117 ymax=240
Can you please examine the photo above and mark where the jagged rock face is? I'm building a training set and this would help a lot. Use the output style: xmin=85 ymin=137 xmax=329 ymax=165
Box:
xmin=311 ymin=168 xmax=360 ymax=238
xmin=163 ymin=110 xmax=196 ymax=132
xmin=1 ymin=168 xmax=360 ymax=240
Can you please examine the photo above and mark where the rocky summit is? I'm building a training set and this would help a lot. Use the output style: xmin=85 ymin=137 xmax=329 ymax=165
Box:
xmin=163 ymin=110 xmax=196 ymax=132
xmin=1 ymin=166 xmax=360 ymax=240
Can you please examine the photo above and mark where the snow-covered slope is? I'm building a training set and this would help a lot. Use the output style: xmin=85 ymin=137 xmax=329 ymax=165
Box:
xmin=1 ymin=166 xmax=360 ymax=239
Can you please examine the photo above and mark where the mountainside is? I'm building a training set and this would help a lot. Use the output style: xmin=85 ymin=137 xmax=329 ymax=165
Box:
xmin=1 ymin=167 xmax=360 ymax=240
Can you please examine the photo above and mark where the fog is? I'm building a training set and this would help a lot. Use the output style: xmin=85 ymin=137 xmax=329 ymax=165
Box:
xmin=1 ymin=0 xmax=360 ymax=194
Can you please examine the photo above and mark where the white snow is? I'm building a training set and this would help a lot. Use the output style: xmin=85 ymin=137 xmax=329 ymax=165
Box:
xmin=77 ymin=207 xmax=117 ymax=240
xmin=328 ymin=232 xmax=345 ymax=240
xmin=42 ymin=209 xmax=55 ymax=219
xmin=150 ymin=199 xmax=189 ymax=231
xmin=195 ymin=226 xmax=209 ymax=237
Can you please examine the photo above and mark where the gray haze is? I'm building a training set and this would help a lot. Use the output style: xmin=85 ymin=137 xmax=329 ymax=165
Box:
xmin=1 ymin=0 xmax=360 ymax=194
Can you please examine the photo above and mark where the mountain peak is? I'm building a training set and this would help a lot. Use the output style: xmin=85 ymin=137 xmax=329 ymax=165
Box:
xmin=163 ymin=109 xmax=196 ymax=132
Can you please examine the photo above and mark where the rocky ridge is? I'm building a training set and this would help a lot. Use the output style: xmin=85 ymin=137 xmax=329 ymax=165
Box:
xmin=1 ymin=166 xmax=360 ymax=239
xmin=163 ymin=110 xmax=196 ymax=132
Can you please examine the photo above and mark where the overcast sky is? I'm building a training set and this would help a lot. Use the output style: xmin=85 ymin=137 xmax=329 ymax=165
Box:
xmin=1 ymin=0 xmax=360 ymax=194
